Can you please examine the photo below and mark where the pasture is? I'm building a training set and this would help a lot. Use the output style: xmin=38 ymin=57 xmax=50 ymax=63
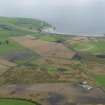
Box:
xmin=95 ymin=75 xmax=105 ymax=89
xmin=0 ymin=40 xmax=24 ymax=55
xmin=0 ymin=99 xmax=38 ymax=105
xmin=68 ymin=37 xmax=105 ymax=54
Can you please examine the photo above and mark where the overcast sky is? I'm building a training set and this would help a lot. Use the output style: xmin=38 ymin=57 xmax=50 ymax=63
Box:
xmin=0 ymin=0 xmax=105 ymax=34
xmin=0 ymin=0 xmax=104 ymax=18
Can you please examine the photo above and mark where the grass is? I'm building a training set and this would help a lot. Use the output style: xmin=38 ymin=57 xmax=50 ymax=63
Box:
xmin=39 ymin=35 xmax=57 ymax=42
xmin=0 ymin=27 xmax=35 ymax=55
xmin=95 ymin=75 xmax=105 ymax=88
xmin=46 ymin=66 xmax=67 ymax=73
xmin=71 ymin=38 xmax=105 ymax=54
xmin=0 ymin=16 xmax=52 ymax=42
xmin=0 ymin=99 xmax=38 ymax=105
xmin=48 ymin=66 xmax=58 ymax=73
xmin=36 ymin=34 xmax=71 ymax=42
xmin=0 ymin=16 xmax=51 ymax=31
xmin=0 ymin=41 xmax=24 ymax=55
xmin=0 ymin=29 xmax=35 ymax=38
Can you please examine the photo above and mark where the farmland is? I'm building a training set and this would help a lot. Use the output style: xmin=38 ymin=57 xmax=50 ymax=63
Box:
xmin=68 ymin=37 xmax=105 ymax=54
xmin=0 ymin=99 xmax=38 ymax=105
xmin=95 ymin=75 xmax=105 ymax=88
xmin=0 ymin=17 xmax=105 ymax=105
xmin=11 ymin=36 xmax=75 ymax=59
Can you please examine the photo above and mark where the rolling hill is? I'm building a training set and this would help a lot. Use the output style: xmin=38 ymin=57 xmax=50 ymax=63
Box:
xmin=0 ymin=16 xmax=52 ymax=40
xmin=0 ymin=17 xmax=105 ymax=105
xmin=0 ymin=17 xmax=51 ymax=31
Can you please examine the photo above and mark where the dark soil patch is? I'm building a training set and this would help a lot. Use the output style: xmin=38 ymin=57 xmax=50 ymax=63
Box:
xmin=2 ymin=49 xmax=39 ymax=62
xmin=46 ymin=92 xmax=66 ymax=105
xmin=96 ymin=54 xmax=105 ymax=58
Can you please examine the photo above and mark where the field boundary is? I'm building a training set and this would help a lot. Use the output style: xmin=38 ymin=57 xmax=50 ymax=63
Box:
xmin=0 ymin=97 xmax=41 ymax=105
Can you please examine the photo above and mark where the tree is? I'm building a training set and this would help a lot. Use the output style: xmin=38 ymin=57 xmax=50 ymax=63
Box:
xmin=5 ymin=40 xmax=9 ymax=45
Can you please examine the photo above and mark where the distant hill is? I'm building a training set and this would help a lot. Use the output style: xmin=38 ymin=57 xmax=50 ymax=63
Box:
xmin=0 ymin=17 xmax=51 ymax=31
xmin=0 ymin=16 xmax=52 ymax=39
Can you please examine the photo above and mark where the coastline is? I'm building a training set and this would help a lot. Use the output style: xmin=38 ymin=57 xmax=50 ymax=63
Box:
xmin=42 ymin=27 xmax=105 ymax=37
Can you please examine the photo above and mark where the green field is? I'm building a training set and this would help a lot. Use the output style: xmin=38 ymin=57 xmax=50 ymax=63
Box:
xmin=38 ymin=34 xmax=69 ymax=42
xmin=0 ymin=41 xmax=24 ymax=55
xmin=71 ymin=38 xmax=105 ymax=54
xmin=95 ymin=75 xmax=105 ymax=88
xmin=0 ymin=17 xmax=52 ymax=55
xmin=0 ymin=16 xmax=52 ymax=41
xmin=0 ymin=17 xmax=51 ymax=31
xmin=0 ymin=99 xmax=38 ymax=105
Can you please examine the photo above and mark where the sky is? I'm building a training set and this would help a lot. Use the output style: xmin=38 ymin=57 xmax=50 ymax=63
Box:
xmin=0 ymin=0 xmax=105 ymax=34
xmin=0 ymin=0 xmax=103 ymax=18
